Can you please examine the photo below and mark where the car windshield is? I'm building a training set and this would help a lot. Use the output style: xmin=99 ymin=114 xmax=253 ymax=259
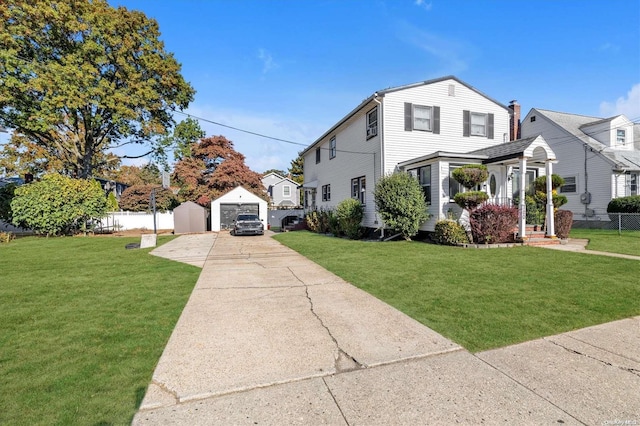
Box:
xmin=237 ymin=214 xmax=259 ymax=221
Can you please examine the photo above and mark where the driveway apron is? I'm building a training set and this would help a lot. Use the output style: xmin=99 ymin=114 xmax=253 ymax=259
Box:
xmin=134 ymin=232 xmax=640 ymax=425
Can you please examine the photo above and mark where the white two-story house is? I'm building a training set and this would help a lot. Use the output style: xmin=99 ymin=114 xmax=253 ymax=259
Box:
xmin=521 ymin=109 xmax=640 ymax=222
xmin=301 ymin=76 xmax=558 ymax=237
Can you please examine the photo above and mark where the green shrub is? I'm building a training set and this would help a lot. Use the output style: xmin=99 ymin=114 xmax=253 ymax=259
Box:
xmin=0 ymin=231 xmax=14 ymax=244
xmin=607 ymin=195 xmax=640 ymax=213
xmin=533 ymin=174 xmax=565 ymax=192
xmin=305 ymin=208 xmax=334 ymax=234
xmin=0 ymin=183 xmax=17 ymax=222
xmin=524 ymin=195 xmax=543 ymax=225
xmin=452 ymin=164 xmax=488 ymax=189
xmin=453 ymin=191 xmax=489 ymax=210
xmin=106 ymin=191 xmax=119 ymax=211
xmin=11 ymin=174 xmax=108 ymax=236
xmin=434 ymin=220 xmax=468 ymax=245
xmin=470 ymin=204 xmax=519 ymax=244
xmin=335 ymin=198 xmax=363 ymax=240
xmin=554 ymin=210 xmax=573 ymax=239
xmin=373 ymin=172 xmax=429 ymax=241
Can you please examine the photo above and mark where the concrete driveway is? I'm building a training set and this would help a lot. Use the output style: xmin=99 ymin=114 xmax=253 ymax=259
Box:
xmin=135 ymin=232 xmax=640 ymax=425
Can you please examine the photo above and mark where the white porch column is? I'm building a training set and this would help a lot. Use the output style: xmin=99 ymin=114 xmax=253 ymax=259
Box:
xmin=545 ymin=161 xmax=555 ymax=237
xmin=518 ymin=157 xmax=527 ymax=238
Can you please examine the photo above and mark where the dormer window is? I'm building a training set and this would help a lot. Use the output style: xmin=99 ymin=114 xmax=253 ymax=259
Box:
xmin=617 ymin=129 xmax=626 ymax=145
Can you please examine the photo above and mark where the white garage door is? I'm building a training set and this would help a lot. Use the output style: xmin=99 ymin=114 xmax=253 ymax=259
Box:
xmin=219 ymin=203 xmax=259 ymax=230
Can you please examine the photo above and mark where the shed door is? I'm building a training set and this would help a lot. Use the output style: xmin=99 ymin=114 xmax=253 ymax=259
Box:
xmin=220 ymin=203 xmax=259 ymax=230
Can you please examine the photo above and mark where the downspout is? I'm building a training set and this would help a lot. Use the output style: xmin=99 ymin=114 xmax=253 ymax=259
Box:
xmin=584 ymin=144 xmax=589 ymax=219
xmin=373 ymin=94 xmax=384 ymax=238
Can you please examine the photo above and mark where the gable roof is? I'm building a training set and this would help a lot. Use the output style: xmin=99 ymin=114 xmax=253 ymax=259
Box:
xmin=530 ymin=109 xmax=637 ymax=170
xmin=261 ymin=172 xmax=285 ymax=180
xmin=301 ymin=75 xmax=511 ymax=156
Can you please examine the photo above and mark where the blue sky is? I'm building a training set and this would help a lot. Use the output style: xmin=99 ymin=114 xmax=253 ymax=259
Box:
xmin=110 ymin=0 xmax=640 ymax=173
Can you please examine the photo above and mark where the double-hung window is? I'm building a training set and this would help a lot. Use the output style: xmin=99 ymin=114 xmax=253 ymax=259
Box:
xmin=283 ymin=185 xmax=291 ymax=197
xmin=617 ymin=129 xmax=626 ymax=145
xmin=409 ymin=166 xmax=431 ymax=204
xmin=351 ymin=176 xmax=366 ymax=205
xmin=413 ymin=105 xmax=432 ymax=131
xmin=404 ymin=103 xmax=440 ymax=133
xmin=315 ymin=147 xmax=321 ymax=164
xmin=366 ymin=107 xmax=378 ymax=139
xmin=329 ymin=137 xmax=336 ymax=159
xmin=559 ymin=176 xmax=577 ymax=193
xmin=471 ymin=113 xmax=487 ymax=136
xmin=322 ymin=184 xmax=331 ymax=201
xmin=463 ymin=110 xmax=494 ymax=139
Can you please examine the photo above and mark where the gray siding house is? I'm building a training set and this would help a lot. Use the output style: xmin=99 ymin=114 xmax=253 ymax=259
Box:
xmin=521 ymin=109 xmax=640 ymax=223
xmin=261 ymin=172 xmax=300 ymax=207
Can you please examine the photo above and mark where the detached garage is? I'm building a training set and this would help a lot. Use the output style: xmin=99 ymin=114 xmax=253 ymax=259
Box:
xmin=211 ymin=186 xmax=268 ymax=232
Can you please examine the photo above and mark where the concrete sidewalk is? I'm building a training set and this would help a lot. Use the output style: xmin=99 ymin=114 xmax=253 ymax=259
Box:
xmin=540 ymin=237 xmax=640 ymax=260
xmin=134 ymin=232 xmax=640 ymax=425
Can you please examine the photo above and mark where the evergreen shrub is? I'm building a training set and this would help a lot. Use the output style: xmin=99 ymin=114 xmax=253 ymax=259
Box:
xmin=434 ymin=220 xmax=468 ymax=245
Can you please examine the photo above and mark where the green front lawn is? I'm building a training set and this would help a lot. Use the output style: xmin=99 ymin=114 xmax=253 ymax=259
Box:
xmin=570 ymin=228 xmax=640 ymax=256
xmin=0 ymin=236 xmax=200 ymax=426
xmin=274 ymin=231 xmax=640 ymax=353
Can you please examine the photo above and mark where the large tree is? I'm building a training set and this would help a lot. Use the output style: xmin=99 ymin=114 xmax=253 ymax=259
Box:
xmin=0 ymin=0 xmax=195 ymax=178
xmin=173 ymin=135 xmax=265 ymax=206
xmin=0 ymin=132 xmax=120 ymax=178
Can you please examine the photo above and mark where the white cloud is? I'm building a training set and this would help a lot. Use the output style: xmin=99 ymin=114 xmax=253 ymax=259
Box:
xmin=599 ymin=83 xmax=640 ymax=120
xmin=414 ymin=0 xmax=433 ymax=11
xmin=394 ymin=20 xmax=469 ymax=75
xmin=257 ymin=48 xmax=278 ymax=74
xmin=597 ymin=42 xmax=620 ymax=53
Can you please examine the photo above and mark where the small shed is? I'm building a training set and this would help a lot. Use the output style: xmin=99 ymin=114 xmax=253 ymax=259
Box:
xmin=173 ymin=201 xmax=207 ymax=234
xmin=211 ymin=186 xmax=268 ymax=232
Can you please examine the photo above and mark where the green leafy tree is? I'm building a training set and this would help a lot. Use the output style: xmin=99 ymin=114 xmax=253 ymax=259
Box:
xmin=374 ymin=172 xmax=429 ymax=241
xmin=112 ymin=163 xmax=161 ymax=186
xmin=11 ymin=174 xmax=108 ymax=235
xmin=0 ymin=0 xmax=195 ymax=178
xmin=262 ymin=169 xmax=287 ymax=178
xmin=288 ymin=154 xmax=304 ymax=185
xmin=155 ymin=117 xmax=205 ymax=166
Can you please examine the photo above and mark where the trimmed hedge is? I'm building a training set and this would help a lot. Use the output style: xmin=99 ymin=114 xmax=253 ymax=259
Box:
xmin=470 ymin=204 xmax=519 ymax=244
xmin=452 ymin=164 xmax=488 ymax=189
xmin=453 ymin=191 xmax=489 ymax=210
xmin=554 ymin=210 xmax=573 ymax=239
xmin=434 ymin=220 xmax=468 ymax=245
xmin=607 ymin=195 xmax=640 ymax=213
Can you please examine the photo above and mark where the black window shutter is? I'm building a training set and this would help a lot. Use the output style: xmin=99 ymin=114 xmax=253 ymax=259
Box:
xmin=487 ymin=113 xmax=494 ymax=139
xmin=404 ymin=103 xmax=413 ymax=131
xmin=463 ymin=110 xmax=470 ymax=137
xmin=433 ymin=106 xmax=440 ymax=134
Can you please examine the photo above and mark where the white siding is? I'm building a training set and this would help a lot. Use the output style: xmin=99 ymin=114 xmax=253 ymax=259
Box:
xmin=381 ymin=79 xmax=510 ymax=174
xmin=303 ymin=101 xmax=382 ymax=227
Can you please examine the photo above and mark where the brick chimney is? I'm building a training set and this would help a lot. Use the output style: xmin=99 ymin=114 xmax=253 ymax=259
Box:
xmin=508 ymin=100 xmax=521 ymax=141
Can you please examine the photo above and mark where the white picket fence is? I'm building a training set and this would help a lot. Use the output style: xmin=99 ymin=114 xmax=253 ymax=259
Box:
xmin=98 ymin=211 xmax=175 ymax=231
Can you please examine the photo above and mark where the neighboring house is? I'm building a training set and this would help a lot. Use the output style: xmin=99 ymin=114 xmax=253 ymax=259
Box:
xmin=521 ymin=109 xmax=640 ymax=222
xmin=261 ymin=172 xmax=300 ymax=207
xmin=301 ymin=75 xmax=558 ymax=237
xmin=94 ymin=177 xmax=129 ymax=201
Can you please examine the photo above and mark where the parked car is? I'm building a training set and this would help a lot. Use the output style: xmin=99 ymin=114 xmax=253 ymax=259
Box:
xmin=231 ymin=214 xmax=264 ymax=236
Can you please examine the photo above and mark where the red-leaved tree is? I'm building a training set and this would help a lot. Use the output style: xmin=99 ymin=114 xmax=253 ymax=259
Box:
xmin=172 ymin=135 xmax=265 ymax=206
